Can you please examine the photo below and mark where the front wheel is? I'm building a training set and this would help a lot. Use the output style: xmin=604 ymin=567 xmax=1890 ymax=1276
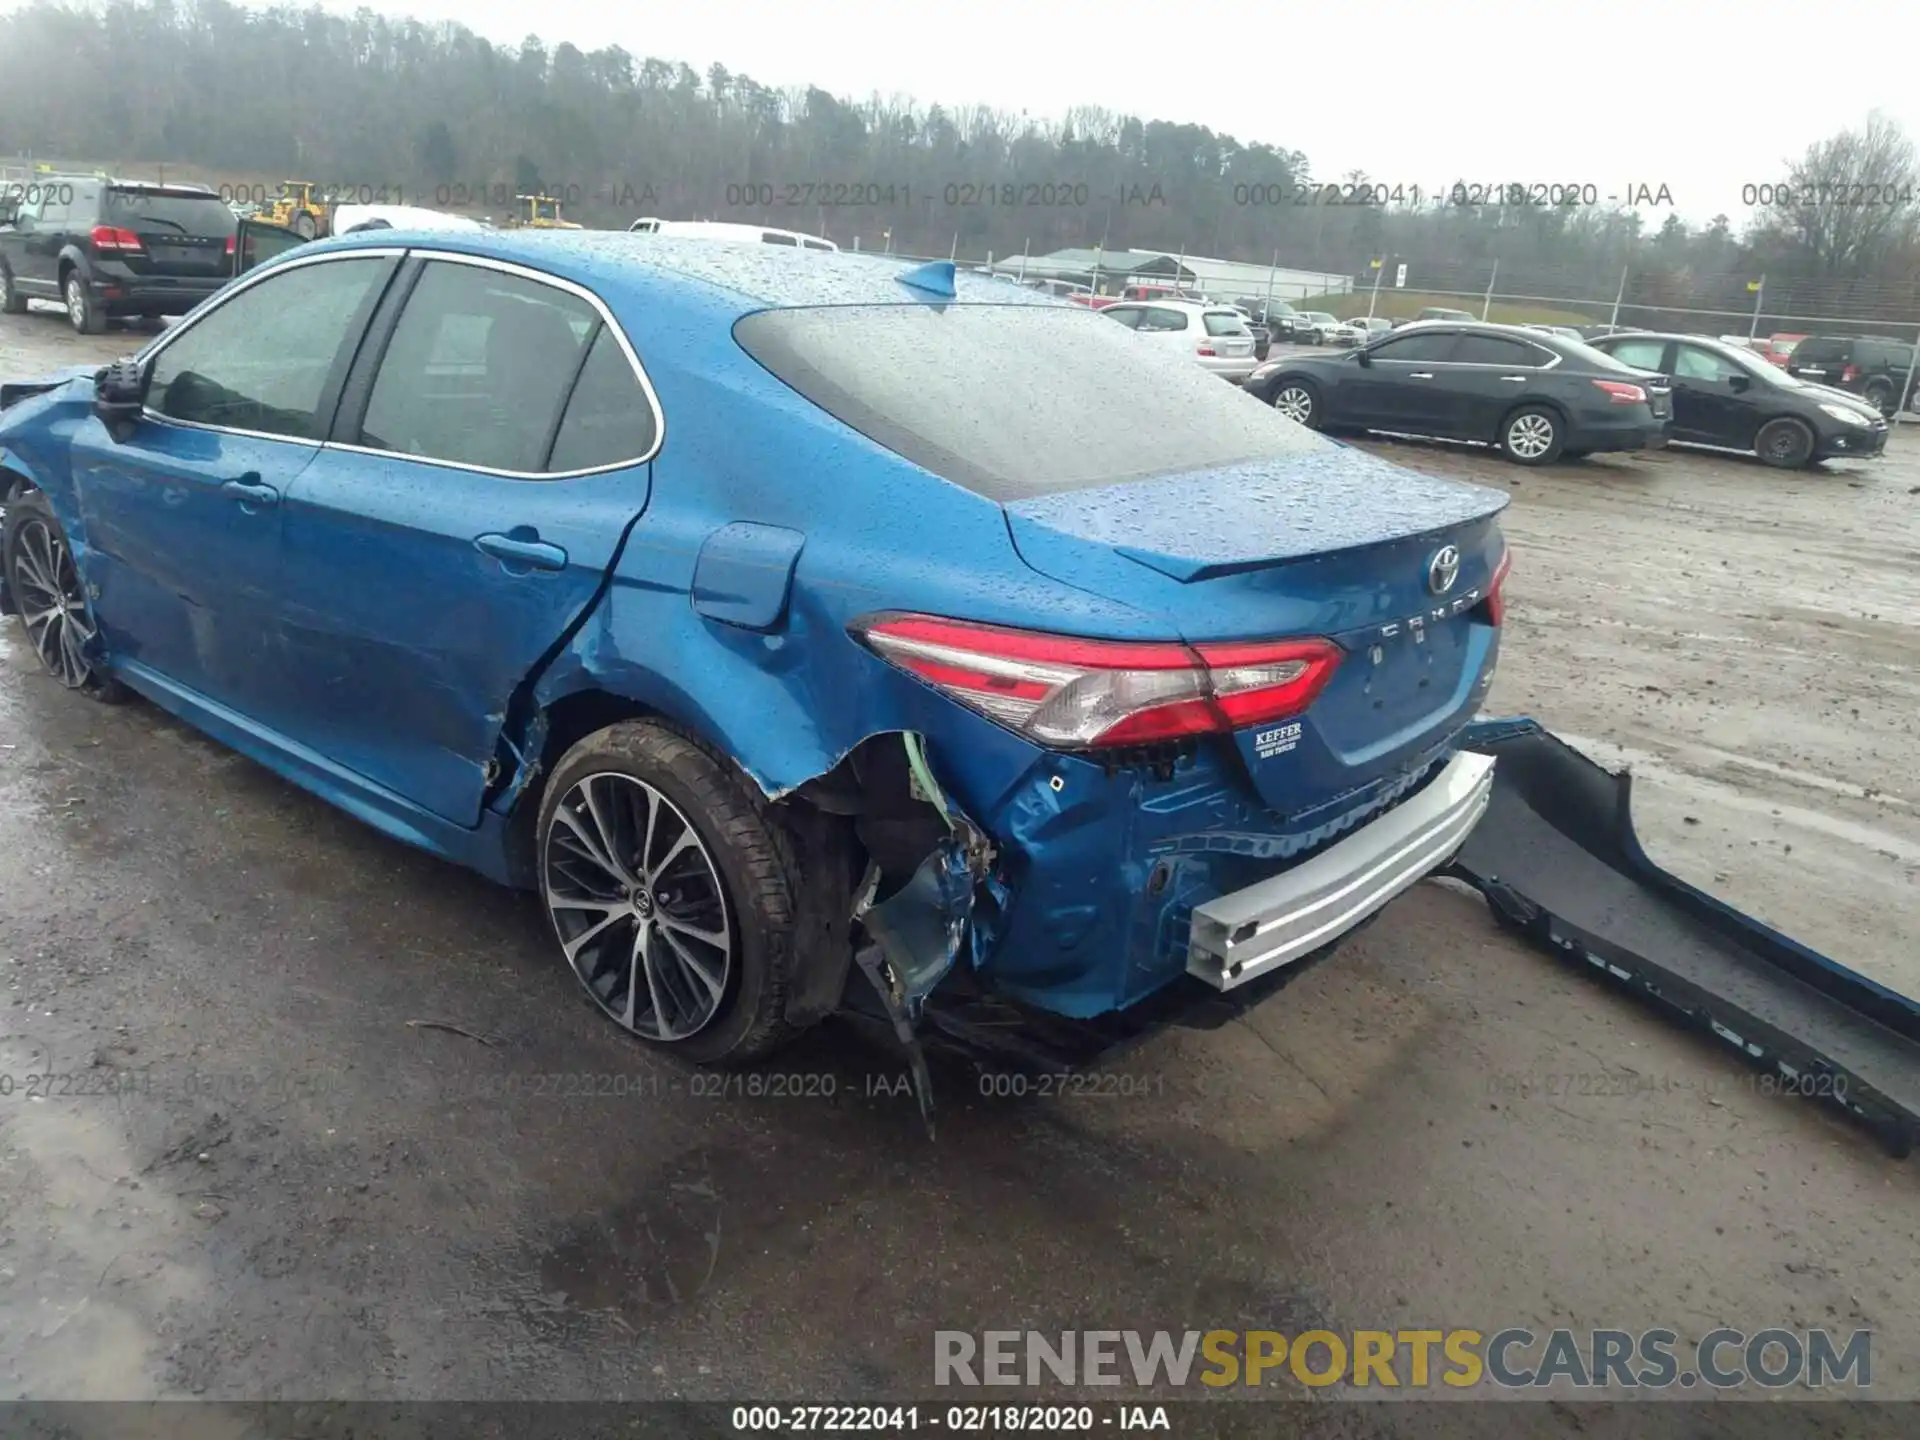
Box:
xmin=537 ymin=719 xmax=804 ymax=1066
xmin=291 ymin=210 xmax=318 ymax=240
xmin=1500 ymin=405 xmax=1564 ymax=466
xmin=1 ymin=489 xmax=126 ymax=701
xmin=1271 ymin=380 xmax=1323 ymax=429
xmin=1755 ymin=417 xmax=1815 ymax=470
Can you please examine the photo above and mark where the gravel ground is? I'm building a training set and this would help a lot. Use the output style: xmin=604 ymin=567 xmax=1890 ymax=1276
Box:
xmin=1 ymin=307 xmax=1917 ymax=1429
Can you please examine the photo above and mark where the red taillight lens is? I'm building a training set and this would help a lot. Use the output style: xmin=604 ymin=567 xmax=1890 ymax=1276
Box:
xmin=1197 ymin=344 xmax=1217 ymax=357
xmin=1841 ymin=364 xmax=1860 ymax=383
xmin=1591 ymin=379 xmax=1646 ymax=405
xmin=855 ymin=615 xmax=1342 ymax=750
xmin=89 ymin=225 xmax=143 ymax=253
xmin=224 ymin=235 xmax=236 ymax=257
xmin=1483 ymin=548 xmax=1512 ymax=626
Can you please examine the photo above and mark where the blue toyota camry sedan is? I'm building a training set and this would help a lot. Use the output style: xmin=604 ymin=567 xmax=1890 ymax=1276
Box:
xmin=0 ymin=231 xmax=1510 ymax=1067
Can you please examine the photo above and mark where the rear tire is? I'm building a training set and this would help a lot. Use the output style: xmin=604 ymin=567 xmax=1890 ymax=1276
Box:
xmin=536 ymin=719 xmax=804 ymax=1067
xmin=1 ymin=489 xmax=127 ymax=703
xmin=1499 ymin=405 xmax=1564 ymax=466
xmin=291 ymin=211 xmax=318 ymax=240
xmin=1755 ymin=417 xmax=1815 ymax=469
xmin=0 ymin=263 xmax=26 ymax=315
xmin=1270 ymin=379 xmax=1323 ymax=430
xmin=1863 ymin=379 xmax=1895 ymax=418
xmin=63 ymin=271 xmax=106 ymax=335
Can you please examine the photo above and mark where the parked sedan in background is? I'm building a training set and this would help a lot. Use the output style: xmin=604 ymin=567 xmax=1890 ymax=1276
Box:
xmin=1102 ymin=299 xmax=1260 ymax=381
xmin=1347 ymin=316 xmax=1393 ymax=343
xmin=1588 ymin=332 xmax=1888 ymax=468
xmin=1246 ymin=321 xmax=1671 ymax=465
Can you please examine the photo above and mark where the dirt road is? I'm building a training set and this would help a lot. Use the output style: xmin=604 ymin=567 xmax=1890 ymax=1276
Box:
xmin=1 ymin=308 xmax=1916 ymax=1427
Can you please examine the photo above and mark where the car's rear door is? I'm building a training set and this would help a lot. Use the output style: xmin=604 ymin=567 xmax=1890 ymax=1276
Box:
xmin=1343 ymin=328 xmax=1460 ymax=430
xmin=1445 ymin=331 xmax=1559 ymax=439
xmin=67 ymin=249 xmax=399 ymax=719
xmin=273 ymin=251 xmax=661 ymax=826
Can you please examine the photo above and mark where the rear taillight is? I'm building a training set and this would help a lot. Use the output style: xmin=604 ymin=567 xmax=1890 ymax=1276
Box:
xmin=854 ymin=615 xmax=1342 ymax=750
xmin=224 ymin=235 xmax=236 ymax=257
xmin=1483 ymin=548 xmax=1512 ymax=627
xmin=1591 ymin=379 xmax=1646 ymax=405
xmin=89 ymin=225 xmax=143 ymax=253
xmin=1197 ymin=343 xmax=1217 ymax=357
xmin=1841 ymin=364 xmax=1860 ymax=383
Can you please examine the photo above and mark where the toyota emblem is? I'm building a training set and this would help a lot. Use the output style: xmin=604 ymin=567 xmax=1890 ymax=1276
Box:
xmin=1427 ymin=545 xmax=1461 ymax=596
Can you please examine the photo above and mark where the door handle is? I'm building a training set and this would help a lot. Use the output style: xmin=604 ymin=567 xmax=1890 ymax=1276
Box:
xmin=1409 ymin=372 xmax=1434 ymax=379
xmin=1498 ymin=374 xmax=1527 ymax=382
xmin=475 ymin=532 xmax=568 ymax=571
xmin=220 ymin=475 xmax=279 ymax=509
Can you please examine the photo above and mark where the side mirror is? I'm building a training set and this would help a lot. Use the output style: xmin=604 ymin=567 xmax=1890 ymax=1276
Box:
xmin=93 ymin=357 xmax=149 ymax=441
xmin=1355 ymin=349 xmax=1372 ymax=367
xmin=1728 ymin=373 xmax=1751 ymax=393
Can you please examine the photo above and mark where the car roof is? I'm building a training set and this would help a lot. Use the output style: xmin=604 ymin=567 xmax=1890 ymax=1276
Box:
xmin=1114 ymin=298 xmax=1241 ymax=313
xmin=271 ymin=229 xmax=1075 ymax=315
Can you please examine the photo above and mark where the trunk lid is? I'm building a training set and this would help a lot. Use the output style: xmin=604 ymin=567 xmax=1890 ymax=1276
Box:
xmin=104 ymin=189 xmax=237 ymax=279
xmin=1005 ymin=449 xmax=1509 ymax=818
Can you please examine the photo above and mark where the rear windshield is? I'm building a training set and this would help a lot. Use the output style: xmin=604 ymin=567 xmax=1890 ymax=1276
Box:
xmin=1551 ymin=334 xmax=1644 ymax=373
xmin=735 ymin=304 xmax=1325 ymax=501
xmin=1791 ymin=338 xmax=1849 ymax=364
xmin=106 ymin=189 xmax=236 ymax=236
xmin=1203 ymin=311 xmax=1250 ymax=336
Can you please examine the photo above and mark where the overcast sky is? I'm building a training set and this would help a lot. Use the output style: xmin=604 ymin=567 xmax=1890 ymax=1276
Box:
xmin=324 ymin=0 xmax=1911 ymax=227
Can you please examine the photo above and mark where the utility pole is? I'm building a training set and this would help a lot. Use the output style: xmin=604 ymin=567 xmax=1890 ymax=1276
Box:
xmin=1747 ymin=275 xmax=1766 ymax=340
xmin=1367 ymin=257 xmax=1384 ymax=318
xmin=1482 ymin=258 xmax=1499 ymax=321
xmin=1607 ymin=265 xmax=1629 ymax=331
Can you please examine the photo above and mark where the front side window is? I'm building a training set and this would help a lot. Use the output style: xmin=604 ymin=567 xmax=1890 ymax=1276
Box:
xmin=1605 ymin=339 xmax=1670 ymax=371
xmin=1102 ymin=306 xmax=1144 ymax=330
xmin=148 ymin=256 xmax=389 ymax=439
xmin=1141 ymin=307 xmax=1189 ymax=332
xmin=1673 ymin=345 xmax=1741 ymax=382
xmin=359 ymin=260 xmax=599 ymax=472
xmin=762 ymin=232 xmax=800 ymax=246
xmin=1368 ymin=332 xmax=1457 ymax=363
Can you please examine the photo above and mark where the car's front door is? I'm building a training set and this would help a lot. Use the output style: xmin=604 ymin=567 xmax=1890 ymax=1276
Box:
xmin=235 ymin=218 xmax=311 ymax=275
xmin=273 ymin=253 xmax=662 ymax=825
xmin=1668 ymin=342 xmax=1757 ymax=447
xmin=1343 ymin=329 xmax=1460 ymax=430
xmin=1445 ymin=331 xmax=1559 ymax=440
xmin=67 ymin=250 xmax=399 ymax=717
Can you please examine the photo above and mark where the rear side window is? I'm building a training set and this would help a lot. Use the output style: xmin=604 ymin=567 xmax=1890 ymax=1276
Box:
xmin=1203 ymin=312 xmax=1250 ymax=336
xmin=546 ymin=328 xmax=658 ymax=472
xmin=734 ymin=303 xmax=1325 ymax=501
xmin=803 ymin=239 xmax=833 ymax=251
xmin=1791 ymin=338 xmax=1848 ymax=365
xmin=107 ymin=190 xmax=236 ymax=237
xmin=1368 ymin=332 xmax=1456 ymax=362
xmin=359 ymin=260 xmax=597 ymax=473
xmin=762 ymin=232 xmax=799 ymax=245
xmin=1861 ymin=340 xmax=1914 ymax=369
xmin=1102 ymin=306 xmax=1144 ymax=329
xmin=1451 ymin=334 xmax=1546 ymax=366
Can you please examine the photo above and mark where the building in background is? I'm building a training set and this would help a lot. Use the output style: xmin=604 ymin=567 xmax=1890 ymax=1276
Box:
xmin=992 ymin=247 xmax=1351 ymax=302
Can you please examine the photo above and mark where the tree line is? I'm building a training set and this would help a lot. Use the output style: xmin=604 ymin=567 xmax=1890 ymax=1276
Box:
xmin=3 ymin=1 xmax=1918 ymax=323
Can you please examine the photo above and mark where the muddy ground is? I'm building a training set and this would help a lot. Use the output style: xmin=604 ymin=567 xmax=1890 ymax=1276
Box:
xmin=1 ymin=305 xmax=1917 ymax=1430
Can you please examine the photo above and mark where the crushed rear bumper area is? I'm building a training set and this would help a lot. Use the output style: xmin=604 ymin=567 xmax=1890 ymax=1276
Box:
xmin=1187 ymin=748 xmax=1493 ymax=989
xmin=1447 ymin=719 xmax=1920 ymax=1159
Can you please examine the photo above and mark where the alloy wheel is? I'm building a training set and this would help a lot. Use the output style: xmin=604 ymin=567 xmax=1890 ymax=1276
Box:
xmin=1274 ymin=386 xmax=1314 ymax=424
xmin=542 ymin=772 xmax=733 ymax=1041
xmin=1506 ymin=413 xmax=1555 ymax=460
xmin=64 ymin=276 xmax=87 ymax=330
xmin=9 ymin=518 xmax=100 ymax=689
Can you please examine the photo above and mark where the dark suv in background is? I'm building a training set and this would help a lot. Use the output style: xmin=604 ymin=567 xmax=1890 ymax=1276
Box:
xmin=0 ymin=176 xmax=238 ymax=333
xmin=1785 ymin=335 xmax=1918 ymax=417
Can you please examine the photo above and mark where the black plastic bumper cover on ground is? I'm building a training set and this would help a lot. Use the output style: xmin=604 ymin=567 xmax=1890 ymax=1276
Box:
xmin=1448 ymin=718 xmax=1920 ymax=1158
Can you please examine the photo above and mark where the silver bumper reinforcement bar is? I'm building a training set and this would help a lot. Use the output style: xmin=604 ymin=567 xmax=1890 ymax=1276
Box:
xmin=1187 ymin=748 xmax=1497 ymax=990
